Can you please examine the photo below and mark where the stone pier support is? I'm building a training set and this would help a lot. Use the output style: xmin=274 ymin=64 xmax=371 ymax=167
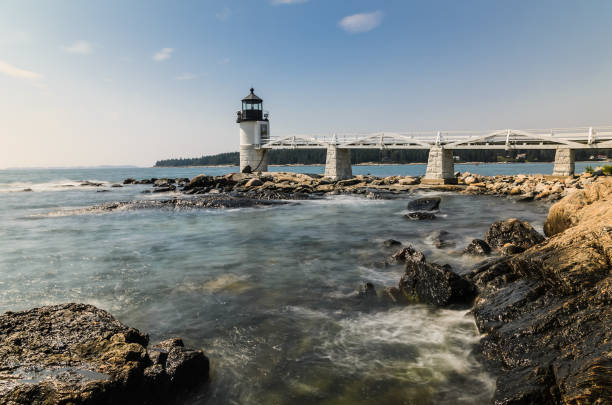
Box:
xmin=423 ymin=146 xmax=457 ymax=184
xmin=240 ymin=146 xmax=268 ymax=173
xmin=324 ymin=145 xmax=352 ymax=180
xmin=552 ymin=148 xmax=575 ymax=176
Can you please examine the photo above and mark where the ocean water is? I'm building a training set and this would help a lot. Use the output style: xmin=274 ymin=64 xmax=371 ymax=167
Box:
xmin=0 ymin=165 xmax=553 ymax=404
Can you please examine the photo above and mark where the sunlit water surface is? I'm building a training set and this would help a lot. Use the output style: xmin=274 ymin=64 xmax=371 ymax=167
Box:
xmin=0 ymin=165 xmax=552 ymax=404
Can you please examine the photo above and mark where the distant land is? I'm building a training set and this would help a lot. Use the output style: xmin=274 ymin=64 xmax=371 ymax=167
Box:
xmin=3 ymin=165 xmax=141 ymax=170
xmin=155 ymin=149 xmax=611 ymax=167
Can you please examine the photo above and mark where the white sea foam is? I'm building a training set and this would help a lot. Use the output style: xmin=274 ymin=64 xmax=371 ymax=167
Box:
xmin=317 ymin=306 xmax=494 ymax=390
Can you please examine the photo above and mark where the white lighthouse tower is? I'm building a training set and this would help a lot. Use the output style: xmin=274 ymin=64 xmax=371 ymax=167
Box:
xmin=237 ymin=88 xmax=269 ymax=173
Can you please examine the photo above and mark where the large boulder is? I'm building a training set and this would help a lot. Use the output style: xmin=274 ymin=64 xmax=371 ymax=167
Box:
xmin=406 ymin=196 xmax=441 ymax=211
xmin=467 ymin=180 xmax=612 ymax=404
xmin=484 ymin=218 xmax=545 ymax=250
xmin=397 ymin=247 xmax=475 ymax=306
xmin=0 ymin=304 xmax=209 ymax=404
xmin=185 ymin=174 xmax=214 ymax=190
xmin=544 ymin=177 xmax=612 ymax=236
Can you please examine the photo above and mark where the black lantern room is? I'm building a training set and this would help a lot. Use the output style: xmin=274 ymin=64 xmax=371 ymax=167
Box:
xmin=236 ymin=88 xmax=267 ymax=123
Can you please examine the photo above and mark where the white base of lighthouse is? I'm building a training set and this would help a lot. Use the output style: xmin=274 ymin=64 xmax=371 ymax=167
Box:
xmin=240 ymin=145 xmax=268 ymax=173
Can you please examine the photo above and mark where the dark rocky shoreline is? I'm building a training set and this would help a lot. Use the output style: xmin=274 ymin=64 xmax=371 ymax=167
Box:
xmin=376 ymin=178 xmax=611 ymax=404
xmin=118 ymin=170 xmax=605 ymax=203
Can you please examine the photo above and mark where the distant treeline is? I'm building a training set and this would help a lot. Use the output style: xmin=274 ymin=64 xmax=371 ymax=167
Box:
xmin=155 ymin=149 xmax=611 ymax=167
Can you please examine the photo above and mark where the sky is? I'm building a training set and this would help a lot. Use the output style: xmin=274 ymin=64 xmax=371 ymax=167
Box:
xmin=1 ymin=0 xmax=612 ymax=168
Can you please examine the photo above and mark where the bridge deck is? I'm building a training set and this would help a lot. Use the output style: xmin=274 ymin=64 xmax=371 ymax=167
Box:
xmin=261 ymin=126 xmax=612 ymax=150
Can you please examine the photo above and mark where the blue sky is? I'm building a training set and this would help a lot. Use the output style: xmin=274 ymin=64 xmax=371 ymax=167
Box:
xmin=1 ymin=0 xmax=612 ymax=167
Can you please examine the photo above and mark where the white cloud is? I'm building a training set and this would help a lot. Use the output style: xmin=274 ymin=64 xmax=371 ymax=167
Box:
xmin=216 ymin=7 xmax=231 ymax=21
xmin=153 ymin=48 xmax=174 ymax=62
xmin=217 ymin=57 xmax=230 ymax=65
xmin=175 ymin=72 xmax=197 ymax=80
xmin=271 ymin=0 xmax=308 ymax=4
xmin=0 ymin=60 xmax=42 ymax=80
xmin=339 ymin=11 xmax=383 ymax=33
xmin=61 ymin=40 xmax=93 ymax=55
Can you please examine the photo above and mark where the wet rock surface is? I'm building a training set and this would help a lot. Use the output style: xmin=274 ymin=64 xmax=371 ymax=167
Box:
xmin=0 ymin=303 xmax=209 ymax=405
xmin=484 ymin=218 xmax=545 ymax=250
xmin=394 ymin=246 xmax=476 ymax=306
xmin=54 ymin=195 xmax=289 ymax=216
xmin=406 ymin=196 xmax=441 ymax=211
xmin=467 ymin=179 xmax=612 ymax=404
xmin=404 ymin=212 xmax=436 ymax=220
xmin=463 ymin=239 xmax=491 ymax=256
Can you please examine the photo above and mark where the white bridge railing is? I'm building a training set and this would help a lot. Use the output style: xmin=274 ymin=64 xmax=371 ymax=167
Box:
xmin=261 ymin=126 xmax=612 ymax=150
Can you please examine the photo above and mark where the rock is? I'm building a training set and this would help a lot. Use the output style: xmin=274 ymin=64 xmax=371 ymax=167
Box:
xmin=123 ymin=178 xmax=136 ymax=184
xmin=404 ymin=212 xmax=436 ymax=220
xmin=111 ymin=184 xmax=123 ymax=188
xmin=358 ymin=282 xmax=377 ymax=298
xmin=0 ymin=304 xmax=209 ymax=404
xmin=429 ymin=230 xmax=454 ymax=248
xmin=53 ymin=195 xmax=288 ymax=215
xmin=244 ymin=178 xmax=263 ymax=188
xmin=544 ymin=178 xmax=612 ymax=236
xmin=463 ymin=239 xmax=491 ymax=256
xmin=398 ymin=248 xmax=476 ymax=306
xmin=463 ymin=176 xmax=477 ymax=185
xmin=467 ymin=180 xmax=612 ymax=404
xmin=152 ymin=185 xmax=176 ymax=193
xmin=365 ymin=190 xmax=396 ymax=200
xmin=389 ymin=246 xmax=424 ymax=264
xmin=406 ymin=196 xmax=441 ymax=211
xmin=485 ymin=218 xmax=545 ymax=250
xmin=241 ymin=165 xmax=252 ymax=174
xmin=499 ymin=243 xmax=524 ymax=255
xmin=22 ymin=188 xmax=33 ymax=192
xmin=154 ymin=179 xmax=174 ymax=187
xmin=185 ymin=174 xmax=214 ymax=190
xmin=383 ymin=239 xmax=402 ymax=248
xmin=80 ymin=181 xmax=103 ymax=187
xmin=398 ymin=176 xmax=419 ymax=185
xmin=153 ymin=339 xmax=209 ymax=392
xmin=509 ymin=187 xmax=521 ymax=195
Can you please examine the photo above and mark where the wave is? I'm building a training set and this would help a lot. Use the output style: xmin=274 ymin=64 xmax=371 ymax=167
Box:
xmin=0 ymin=179 xmax=114 ymax=193
xmin=316 ymin=307 xmax=494 ymax=391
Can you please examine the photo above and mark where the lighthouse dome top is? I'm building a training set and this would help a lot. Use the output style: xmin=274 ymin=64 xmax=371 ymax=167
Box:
xmin=242 ymin=88 xmax=262 ymax=103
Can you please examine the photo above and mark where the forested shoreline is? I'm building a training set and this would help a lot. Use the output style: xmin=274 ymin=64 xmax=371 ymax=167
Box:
xmin=155 ymin=149 xmax=610 ymax=167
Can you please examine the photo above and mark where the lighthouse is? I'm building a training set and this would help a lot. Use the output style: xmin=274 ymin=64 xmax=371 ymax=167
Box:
xmin=236 ymin=88 xmax=269 ymax=173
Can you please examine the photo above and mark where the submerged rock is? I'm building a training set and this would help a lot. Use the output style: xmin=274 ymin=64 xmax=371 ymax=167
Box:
xmin=429 ymin=230 xmax=455 ymax=249
xmin=468 ymin=180 xmax=612 ymax=404
xmin=358 ymin=282 xmax=377 ymax=298
xmin=0 ymin=303 xmax=209 ymax=404
xmin=382 ymin=239 xmax=402 ymax=248
xmin=484 ymin=218 xmax=545 ymax=250
xmin=406 ymin=196 xmax=441 ymax=211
